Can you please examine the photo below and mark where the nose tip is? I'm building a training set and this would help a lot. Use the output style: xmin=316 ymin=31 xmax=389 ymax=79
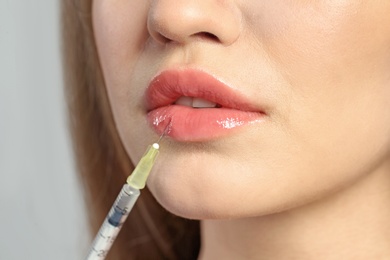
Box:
xmin=147 ymin=1 xmax=241 ymax=46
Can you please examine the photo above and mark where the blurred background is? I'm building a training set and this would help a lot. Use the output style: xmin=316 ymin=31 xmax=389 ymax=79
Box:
xmin=0 ymin=1 xmax=88 ymax=259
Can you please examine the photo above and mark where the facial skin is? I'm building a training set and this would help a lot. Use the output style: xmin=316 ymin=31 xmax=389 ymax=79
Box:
xmin=92 ymin=0 xmax=390 ymax=223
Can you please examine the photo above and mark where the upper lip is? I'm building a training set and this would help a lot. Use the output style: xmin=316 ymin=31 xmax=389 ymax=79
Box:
xmin=145 ymin=69 xmax=262 ymax=112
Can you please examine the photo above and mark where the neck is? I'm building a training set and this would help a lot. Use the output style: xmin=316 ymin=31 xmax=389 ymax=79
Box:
xmin=199 ymin=166 xmax=390 ymax=259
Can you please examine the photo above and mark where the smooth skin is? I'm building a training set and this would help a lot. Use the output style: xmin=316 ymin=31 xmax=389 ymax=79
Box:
xmin=93 ymin=0 xmax=390 ymax=259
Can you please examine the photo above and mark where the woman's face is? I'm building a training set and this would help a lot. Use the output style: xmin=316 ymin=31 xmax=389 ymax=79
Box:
xmin=93 ymin=0 xmax=390 ymax=219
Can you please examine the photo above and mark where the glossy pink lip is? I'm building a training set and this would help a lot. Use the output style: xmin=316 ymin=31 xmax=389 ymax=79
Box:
xmin=146 ymin=69 xmax=265 ymax=141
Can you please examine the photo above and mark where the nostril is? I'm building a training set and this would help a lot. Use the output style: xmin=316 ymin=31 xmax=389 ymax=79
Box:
xmin=158 ymin=34 xmax=172 ymax=44
xmin=156 ymin=31 xmax=221 ymax=45
xmin=192 ymin=31 xmax=220 ymax=43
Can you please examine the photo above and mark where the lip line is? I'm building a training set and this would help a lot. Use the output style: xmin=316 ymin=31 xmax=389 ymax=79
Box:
xmin=145 ymin=69 xmax=265 ymax=114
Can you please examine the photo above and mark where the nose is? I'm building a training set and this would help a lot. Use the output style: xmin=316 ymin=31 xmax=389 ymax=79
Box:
xmin=147 ymin=0 xmax=241 ymax=46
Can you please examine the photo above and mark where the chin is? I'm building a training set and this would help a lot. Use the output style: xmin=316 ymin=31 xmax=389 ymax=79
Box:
xmin=147 ymin=186 xmax=237 ymax=220
xmin=146 ymin=160 xmax=359 ymax=221
xmin=146 ymin=160 xmax=291 ymax=220
xmin=146 ymin=167 xmax=221 ymax=219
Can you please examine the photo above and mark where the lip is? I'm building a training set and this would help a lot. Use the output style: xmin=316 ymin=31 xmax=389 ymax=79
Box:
xmin=145 ymin=69 xmax=265 ymax=141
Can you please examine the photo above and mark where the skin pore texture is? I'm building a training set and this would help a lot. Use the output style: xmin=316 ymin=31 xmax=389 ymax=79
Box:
xmin=92 ymin=0 xmax=390 ymax=259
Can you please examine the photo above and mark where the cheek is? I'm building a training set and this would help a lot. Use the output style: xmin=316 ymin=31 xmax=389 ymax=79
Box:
xmin=92 ymin=0 xmax=149 ymax=98
xmin=236 ymin=1 xmax=390 ymax=212
xmin=255 ymin=1 xmax=390 ymax=81
xmin=249 ymin=1 xmax=390 ymax=157
xmin=92 ymin=0 xmax=152 ymax=156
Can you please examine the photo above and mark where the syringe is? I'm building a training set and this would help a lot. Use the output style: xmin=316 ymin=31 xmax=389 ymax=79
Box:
xmin=85 ymin=142 xmax=160 ymax=260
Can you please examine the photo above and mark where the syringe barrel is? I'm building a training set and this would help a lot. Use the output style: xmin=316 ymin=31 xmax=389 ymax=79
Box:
xmin=85 ymin=184 xmax=140 ymax=260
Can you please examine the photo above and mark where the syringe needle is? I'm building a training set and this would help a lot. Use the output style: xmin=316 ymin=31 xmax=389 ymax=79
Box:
xmin=157 ymin=119 xmax=172 ymax=144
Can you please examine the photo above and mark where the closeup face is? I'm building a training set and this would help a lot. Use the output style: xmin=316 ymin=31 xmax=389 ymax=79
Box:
xmin=92 ymin=0 xmax=390 ymax=219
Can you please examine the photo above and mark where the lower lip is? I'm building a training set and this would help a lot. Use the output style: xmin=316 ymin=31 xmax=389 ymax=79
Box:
xmin=147 ymin=105 xmax=264 ymax=142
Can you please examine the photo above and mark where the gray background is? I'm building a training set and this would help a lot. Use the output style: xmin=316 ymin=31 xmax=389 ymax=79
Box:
xmin=0 ymin=1 xmax=89 ymax=259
